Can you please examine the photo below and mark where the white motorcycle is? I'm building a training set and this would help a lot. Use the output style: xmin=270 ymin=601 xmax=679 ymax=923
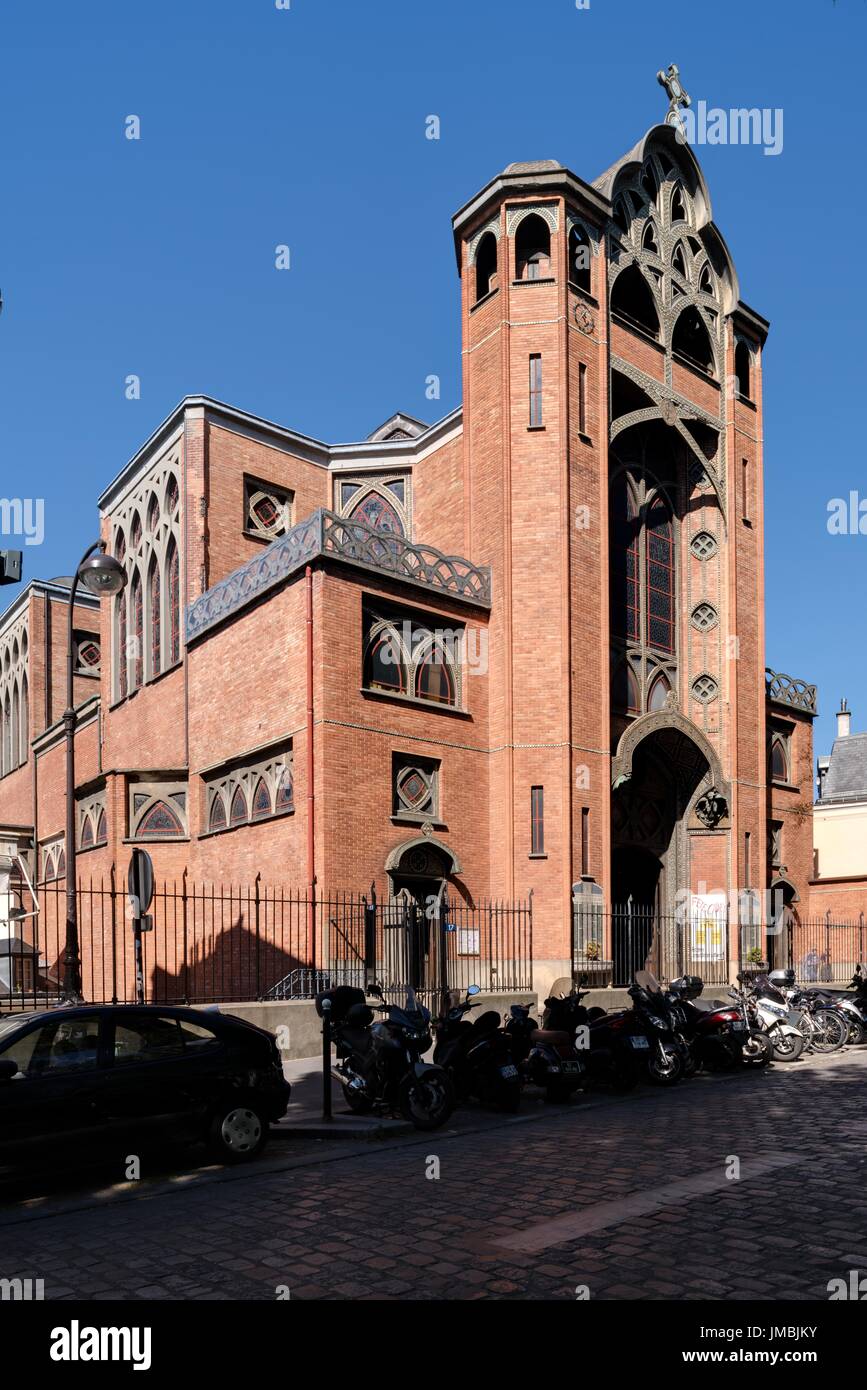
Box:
xmin=740 ymin=972 xmax=805 ymax=1062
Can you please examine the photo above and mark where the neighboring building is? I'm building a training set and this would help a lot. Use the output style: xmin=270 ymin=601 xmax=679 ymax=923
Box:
xmin=812 ymin=700 xmax=867 ymax=918
xmin=0 ymin=118 xmax=824 ymax=997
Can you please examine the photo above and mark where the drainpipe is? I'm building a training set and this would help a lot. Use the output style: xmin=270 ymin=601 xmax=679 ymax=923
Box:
xmin=306 ymin=565 xmax=315 ymax=967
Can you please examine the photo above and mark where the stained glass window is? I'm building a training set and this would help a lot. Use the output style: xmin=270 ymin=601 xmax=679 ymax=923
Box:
xmin=252 ymin=778 xmax=272 ymax=820
xmin=612 ymin=662 xmax=640 ymax=714
xmin=646 ymin=498 xmax=674 ymax=653
xmin=56 ymin=849 xmax=66 ymax=879
xmin=147 ymin=494 xmax=160 ymax=532
xmin=276 ymin=767 xmax=294 ymax=811
xmin=230 ymin=786 xmax=248 ymax=827
xmin=611 ymin=479 xmax=640 ymax=644
xmin=167 ymin=539 xmax=180 ymax=666
xmin=770 ymin=738 xmax=788 ymax=783
xmin=165 ymin=475 xmax=179 ymax=514
xmin=648 ymin=672 xmax=671 ymax=711
xmin=80 ymin=815 xmax=94 ymax=849
xmin=117 ymin=592 xmax=128 ymax=700
xmin=149 ymin=560 xmax=161 ymax=677
xmin=348 ymin=493 xmax=403 ymax=536
xmin=130 ymin=513 xmax=142 ymax=551
xmin=246 ymin=483 xmax=291 ymax=538
xmin=209 ymin=795 xmax=227 ymax=832
xmin=138 ymin=801 xmax=183 ymax=837
xmin=77 ymin=638 xmax=101 ymax=670
xmin=96 ymin=808 xmax=107 ymax=844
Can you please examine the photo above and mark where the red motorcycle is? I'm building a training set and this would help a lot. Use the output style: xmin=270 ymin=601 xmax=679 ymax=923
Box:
xmin=667 ymin=975 xmax=771 ymax=1071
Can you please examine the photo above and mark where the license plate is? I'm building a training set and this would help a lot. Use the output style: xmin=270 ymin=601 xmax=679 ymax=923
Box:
xmin=628 ymin=1036 xmax=650 ymax=1049
xmin=500 ymin=1064 xmax=518 ymax=1079
xmin=561 ymin=1061 xmax=583 ymax=1073
xmin=731 ymin=1021 xmax=746 ymax=1031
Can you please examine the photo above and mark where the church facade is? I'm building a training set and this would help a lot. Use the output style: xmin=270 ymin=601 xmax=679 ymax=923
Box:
xmin=0 ymin=121 xmax=836 ymax=996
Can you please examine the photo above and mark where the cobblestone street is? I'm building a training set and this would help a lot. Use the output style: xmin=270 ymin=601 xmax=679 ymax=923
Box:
xmin=3 ymin=1047 xmax=867 ymax=1302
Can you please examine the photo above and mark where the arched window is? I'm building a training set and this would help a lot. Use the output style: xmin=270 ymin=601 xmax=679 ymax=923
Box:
xmin=642 ymin=222 xmax=659 ymax=255
xmin=612 ymin=662 xmax=640 ymax=714
xmin=20 ymin=675 xmax=28 ymax=761
xmin=56 ymin=848 xmax=66 ymax=880
xmin=165 ymin=474 xmax=180 ymax=515
xmin=641 ymin=164 xmax=658 ymax=205
xmin=347 ymin=491 xmax=404 ymax=536
xmin=149 ymin=557 xmax=161 ymax=679
xmin=10 ymin=684 xmax=19 ymax=767
xmin=475 ymin=231 xmax=498 ymax=301
xmin=95 ymin=808 xmax=107 ymax=844
xmin=611 ymin=265 xmax=659 ymax=338
xmin=252 ymin=778 xmax=272 ymax=820
xmin=613 ymin=196 xmax=630 ymax=234
xmin=735 ymin=340 xmax=751 ymax=399
xmin=611 ymin=477 xmax=640 ymax=644
xmin=699 ymin=262 xmax=714 ymax=296
xmin=770 ymin=737 xmax=788 ymax=783
xmin=116 ymin=590 xmax=128 ymax=700
xmin=364 ymin=621 xmax=406 ymax=694
xmin=130 ymin=512 xmax=142 ymax=552
xmin=167 ymin=538 xmax=180 ymax=666
xmin=648 ymin=672 xmax=672 ymax=711
xmin=671 ymin=183 xmax=687 ymax=222
xmin=230 ymin=786 xmax=248 ymax=827
xmin=672 ymin=306 xmax=714 ymax=375
xmin=515 ymin=213 xmax=551 ymax=281
xmin=276 ymin=766 xmax=294 ymax=811
xmin=80 ymin=814 xmax=94 ymax=849
xmin=130 ymin=571 xmax=143 ymax=691
xmin=1 ymin=695 xmax=9 ymax=775
xmin=147 ymin=494 xmax=160 ymax=533
xmin=138 ymin=800 xmax=184 ymax=837
xmin=646 ymin=496 xmax=675 ymax=654
xmin=672 ymin=241 xmax=687 ymax=278
xmin=568 ymin=225 xmax=591 ymax=292
xmin=416 ymin=643 xmax=455 ymax=705
xmin=209 ymin=795 xmax=227 ymax=833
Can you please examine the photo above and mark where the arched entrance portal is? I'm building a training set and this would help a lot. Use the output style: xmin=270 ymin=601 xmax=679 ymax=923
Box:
xmin=610 ymin=712 xmax=729 ymax=984
xmin=382 ymin=837 xmax=462 ymax=997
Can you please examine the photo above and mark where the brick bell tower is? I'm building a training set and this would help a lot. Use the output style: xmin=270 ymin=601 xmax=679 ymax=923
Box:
xmin=453 ymin=125 xmax=769 ymax=993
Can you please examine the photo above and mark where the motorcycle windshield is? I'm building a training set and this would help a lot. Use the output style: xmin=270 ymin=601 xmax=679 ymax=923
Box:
xmin=634 ymin=969 xmax=662 ymax=995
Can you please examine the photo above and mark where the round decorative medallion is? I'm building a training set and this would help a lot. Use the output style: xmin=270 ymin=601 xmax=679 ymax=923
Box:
xmin=574 ymin=303 xmax=595 ymax=336
xmin=407 ymin=848 xmax=429 ymax=875
xmin=692 ymin=673 xmax=719 ymax=705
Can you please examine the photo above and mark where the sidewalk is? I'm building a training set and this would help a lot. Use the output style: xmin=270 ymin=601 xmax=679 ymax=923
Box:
xmin=274 ymin=1055 xmax=413 ymax=1139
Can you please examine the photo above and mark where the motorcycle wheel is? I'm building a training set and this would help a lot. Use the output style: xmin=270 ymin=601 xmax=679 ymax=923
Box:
xmin=397 ymin=1068 xmax=455 ymax=1130
xmin=646 ymin=1043 xmax=683 ymax=1085
xmin=770 ymin=1027 xmax=805 ymax=1062
xmin=847 ymin=1019 xmax=867 ymax=1045
xmin=810 ymin=1009 xmax=848 ymax=1053
xmin=341 ymin=1083 xmax=374 ymax=1114
xmin=741 ymin=1031 xmax=772 ymax=1068
xmin=682 ymin=1049 xmax=700 ymax=1078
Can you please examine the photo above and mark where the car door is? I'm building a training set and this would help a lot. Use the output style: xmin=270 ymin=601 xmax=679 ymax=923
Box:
xmin=99 ymin=1012 xmax=214 ymax=1147
xmin=0 ymin=1013 xmax=107 ymax=1158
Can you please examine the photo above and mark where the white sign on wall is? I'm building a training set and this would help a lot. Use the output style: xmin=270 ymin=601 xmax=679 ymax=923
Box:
xmin=690 ymin=893 xmax=727 ymax=961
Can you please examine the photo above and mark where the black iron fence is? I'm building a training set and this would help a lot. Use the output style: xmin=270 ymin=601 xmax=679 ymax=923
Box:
xmin=573 ymin=903 xmax=867 ymax=989
xmin=0 ymin=874 xmax=533 ymax=1013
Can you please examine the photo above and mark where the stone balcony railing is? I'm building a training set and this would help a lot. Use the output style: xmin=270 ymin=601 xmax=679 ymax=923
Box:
xmin=765 ymin=667 xmax=818 ymax=716
xmin=185 ymin=508 xmax=492 ymax=643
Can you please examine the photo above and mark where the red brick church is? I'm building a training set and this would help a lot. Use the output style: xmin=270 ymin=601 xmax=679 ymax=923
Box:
xmin=0 ymin=117 xmax=840 ymax=1000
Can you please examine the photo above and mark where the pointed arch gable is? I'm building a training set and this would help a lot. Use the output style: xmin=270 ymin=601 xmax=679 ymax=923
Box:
xmin=385 ymin=835 xmax=462 ymax=876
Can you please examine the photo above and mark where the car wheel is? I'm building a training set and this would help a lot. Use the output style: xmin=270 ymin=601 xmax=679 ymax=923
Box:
xmin=208 ymin=1098 xmax=268 ymax=1162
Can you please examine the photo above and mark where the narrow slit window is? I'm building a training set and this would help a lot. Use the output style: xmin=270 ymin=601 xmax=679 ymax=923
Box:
xmin=529 ymin=354 xmax=543 ymax=428
xmin=531 ymin=785 xmax=545 ymax=855
xmin=579 ymin=362 xmax=587 ymax=435
xmin=741 ymin=458 xmax=750 ymax=522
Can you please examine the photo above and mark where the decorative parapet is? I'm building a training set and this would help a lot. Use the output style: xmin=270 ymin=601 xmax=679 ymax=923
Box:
xmin=186 ymin=508 xmax=492 ymax=643
xmin=765 ymin=668 xmax=818 ymax=717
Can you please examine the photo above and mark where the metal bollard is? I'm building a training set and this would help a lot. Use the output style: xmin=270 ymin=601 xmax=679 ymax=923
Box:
xmin=321 ymin=997 xmax=332 ymax=1121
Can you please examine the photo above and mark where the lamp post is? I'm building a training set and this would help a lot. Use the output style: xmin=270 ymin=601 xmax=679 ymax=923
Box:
xmin=61 ymin=541 xmax=127 ymax=1003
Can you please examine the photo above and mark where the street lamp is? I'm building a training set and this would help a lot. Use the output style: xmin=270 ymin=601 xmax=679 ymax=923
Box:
xmin=61 ymin=541 xmax=126 ymax=1003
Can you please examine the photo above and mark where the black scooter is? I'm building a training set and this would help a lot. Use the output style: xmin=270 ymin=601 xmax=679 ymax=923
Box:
xmin=504 ymin=990 xmax=585 ymax=1103
xmin=539 ymin=979 xmax=641 ymax=1091
xmin=432 ymin=986 xmax=521 ymax=1112
xmin=315 ymin=983 xmax=455 ymax=1130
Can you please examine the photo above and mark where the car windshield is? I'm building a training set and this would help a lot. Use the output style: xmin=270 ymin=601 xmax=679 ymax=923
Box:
xmin=0 ymin=1013 xmax=37 ymax=1042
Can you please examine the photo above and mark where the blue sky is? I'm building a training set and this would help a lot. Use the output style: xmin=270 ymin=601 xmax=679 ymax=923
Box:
xmin=0 ymin=0 xmax=864 ymax=761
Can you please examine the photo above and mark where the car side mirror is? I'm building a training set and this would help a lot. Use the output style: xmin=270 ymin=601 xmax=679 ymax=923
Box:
xmin=0 ymin=1059 xmax=19 ymax=1082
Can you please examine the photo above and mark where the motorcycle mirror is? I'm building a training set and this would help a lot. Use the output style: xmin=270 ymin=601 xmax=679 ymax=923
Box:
xmin=368 ymin=983 xmax=383 ymax=999
xmin=467 ymin=984 xmax=481 ymax=996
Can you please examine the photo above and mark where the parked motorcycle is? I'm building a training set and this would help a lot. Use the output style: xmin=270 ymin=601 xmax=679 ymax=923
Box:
xmin=668 ymin=974 xmax=771 ymax=1071
xmin=535 ymin=980 xmax=641 ymax=1091
xmin=504 ymin=989 xmax=586 ymax=1103
xmin=739 ymin=972 xmax=806 ymax=1062
xmin=627 ymin=969 xmax=690 ymax=1085
xmin=315 ymin=983 xmax=455 ymax=1130
xmin=433 ymin=986 xmax=521 ymax=1112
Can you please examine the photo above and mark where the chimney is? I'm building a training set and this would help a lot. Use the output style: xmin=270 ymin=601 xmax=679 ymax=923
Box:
xmin=837 ymin=698 xmax=851 ymax=739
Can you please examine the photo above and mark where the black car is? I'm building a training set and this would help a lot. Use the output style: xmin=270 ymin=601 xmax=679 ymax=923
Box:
xmin=0 ymin=1004 xmax=291 ymax=1169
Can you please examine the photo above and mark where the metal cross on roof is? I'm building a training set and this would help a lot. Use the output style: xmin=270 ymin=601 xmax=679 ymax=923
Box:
xmin=656 ymin=63 xmax=691 ymax=136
